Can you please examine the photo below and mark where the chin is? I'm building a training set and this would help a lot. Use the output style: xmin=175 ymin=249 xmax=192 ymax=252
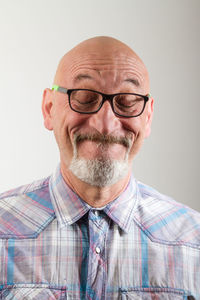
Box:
xmin=69 ymin=155 xmax=130 ymax=188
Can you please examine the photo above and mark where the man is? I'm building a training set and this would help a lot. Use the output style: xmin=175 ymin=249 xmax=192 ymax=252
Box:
xmin=0 ymin=36 xmax=199 ymax=299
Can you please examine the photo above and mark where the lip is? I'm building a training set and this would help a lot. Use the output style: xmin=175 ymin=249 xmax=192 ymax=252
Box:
xmin=74 ymin=132 xmax=132 ymax=149
xmin=75 ymin=139 xmax=128 ymax=161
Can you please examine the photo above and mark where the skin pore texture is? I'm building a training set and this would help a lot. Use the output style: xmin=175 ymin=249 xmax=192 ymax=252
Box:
xmin=42 ymin=36 xmax=153 ymax=208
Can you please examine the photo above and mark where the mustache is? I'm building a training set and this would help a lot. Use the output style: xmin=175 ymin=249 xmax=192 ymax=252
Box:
xmin=74 ymin=133 xmax=132 ymax=148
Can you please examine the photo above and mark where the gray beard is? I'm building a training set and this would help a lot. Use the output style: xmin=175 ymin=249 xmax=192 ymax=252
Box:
xmin=69 ymin=133 xmax=131 ymax=187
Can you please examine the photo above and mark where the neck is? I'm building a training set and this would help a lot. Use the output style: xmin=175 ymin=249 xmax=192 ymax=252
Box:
xmin=60 ymin=162 xmax=131 ymax=208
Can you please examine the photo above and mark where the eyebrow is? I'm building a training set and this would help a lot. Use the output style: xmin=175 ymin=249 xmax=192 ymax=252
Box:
xmin=74 ymin=74 xmax=93 ymax=83
xmin=74 ymin=73 xmax=140 ymax=87
xmin=124 ymin=78 xmax=140 ymax=87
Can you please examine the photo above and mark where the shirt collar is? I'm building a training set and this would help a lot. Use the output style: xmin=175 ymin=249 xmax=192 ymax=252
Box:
xmin=49 ymin=165 xmax=138 ymax=233
xmin=104 ymin=179 xmax=138 ymax=233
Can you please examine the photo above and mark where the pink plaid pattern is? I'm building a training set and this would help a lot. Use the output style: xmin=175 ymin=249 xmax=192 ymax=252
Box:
xmin=0 ymin=165 xmax=200 ymax=299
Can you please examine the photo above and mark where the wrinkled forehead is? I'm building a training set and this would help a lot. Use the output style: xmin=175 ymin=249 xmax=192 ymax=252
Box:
xmin=54 ymin=40 xmax=149 ymax=92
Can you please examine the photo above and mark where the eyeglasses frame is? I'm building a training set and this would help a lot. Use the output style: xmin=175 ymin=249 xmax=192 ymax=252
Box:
xmin=52 ymin=85 xmax=151 ymax=118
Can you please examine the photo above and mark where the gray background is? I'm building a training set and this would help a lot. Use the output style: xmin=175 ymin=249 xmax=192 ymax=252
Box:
xmin=0 ymin=0 xmax=199 ymax=211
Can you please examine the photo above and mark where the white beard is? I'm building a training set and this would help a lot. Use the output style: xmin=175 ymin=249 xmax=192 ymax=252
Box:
xmin=69 ymin=134 xmax=131 ymax=187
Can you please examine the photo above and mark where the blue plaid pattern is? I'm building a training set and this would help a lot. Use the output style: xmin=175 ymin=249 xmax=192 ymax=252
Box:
xmin=0 ymin=165 xmax=200 ymax=299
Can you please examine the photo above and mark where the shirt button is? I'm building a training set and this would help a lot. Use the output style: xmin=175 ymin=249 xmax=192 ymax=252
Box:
xmin=94 ymin=210 xmax=99 ymax=216
xmin=95 ymin=247 xmax=101 ymax=254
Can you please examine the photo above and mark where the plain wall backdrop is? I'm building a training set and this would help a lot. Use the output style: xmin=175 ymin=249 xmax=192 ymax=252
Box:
xmin=0 ymin=0 xmax=199 ymax=211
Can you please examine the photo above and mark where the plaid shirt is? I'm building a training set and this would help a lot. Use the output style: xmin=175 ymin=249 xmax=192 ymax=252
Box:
xmin=0 ymin=165 xmax=200 ymax=299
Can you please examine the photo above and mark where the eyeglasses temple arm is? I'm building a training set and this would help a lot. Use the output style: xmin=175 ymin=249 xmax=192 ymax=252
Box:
xmin=52 ymin=85 xmax=68 ymax=94
xmin=52 ymin=85 xmax=59 ymax=91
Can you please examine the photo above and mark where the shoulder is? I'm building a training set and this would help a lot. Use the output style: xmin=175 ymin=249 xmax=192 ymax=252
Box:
xmin=134 ymin=181 xmax=200 ymax=248
xmin=0 ymin=177 xmax=49 ymax=199
xmin=0 ymin=177 xmax=55 ymax=239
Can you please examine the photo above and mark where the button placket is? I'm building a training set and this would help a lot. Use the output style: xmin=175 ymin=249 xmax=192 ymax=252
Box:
xmin=86 ymin=210 xmax=109 ymax=299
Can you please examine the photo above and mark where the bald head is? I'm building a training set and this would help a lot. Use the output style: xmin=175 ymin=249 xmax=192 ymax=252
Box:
xmin=64 ymin=36 xmax=140 ymax=60
xmin=43 ymin=36 xmax=153 ymax=190
xmin=54 ymin=36 xmax=149 ymax=92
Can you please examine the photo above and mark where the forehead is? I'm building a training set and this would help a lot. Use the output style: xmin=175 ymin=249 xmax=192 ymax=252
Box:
xmin=57 ymin=49 xmax=149 ymax=92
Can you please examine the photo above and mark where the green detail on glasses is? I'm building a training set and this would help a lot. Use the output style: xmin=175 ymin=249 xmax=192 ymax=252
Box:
xmin=52 ymin=85 xmax=59 ymax=91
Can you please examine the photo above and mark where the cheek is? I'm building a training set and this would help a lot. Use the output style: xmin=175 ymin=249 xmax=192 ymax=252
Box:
xmin=52 ymin=104 xmax=89 ymax=148
xmin=122 ymin=117 xmax=145 ymax=139
xmin=123 ymin=117 xmax=147 ymax=159
xmin=52 ymin=111 xmax=67 ymax=137
xmin=50 ymin=104 xmax=70 ymax=148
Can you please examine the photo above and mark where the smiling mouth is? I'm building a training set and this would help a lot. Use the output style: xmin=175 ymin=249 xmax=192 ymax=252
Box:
xmin=75 ymin=132 xmax=132 ymax=149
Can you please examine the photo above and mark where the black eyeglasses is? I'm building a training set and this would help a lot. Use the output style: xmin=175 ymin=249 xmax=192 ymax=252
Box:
xmin=52 ymin=85 xmax=151 ymax=118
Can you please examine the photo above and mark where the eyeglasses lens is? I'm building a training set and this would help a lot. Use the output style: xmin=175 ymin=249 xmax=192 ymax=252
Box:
xmin=70 ymin=90 xmax=145 ymax=117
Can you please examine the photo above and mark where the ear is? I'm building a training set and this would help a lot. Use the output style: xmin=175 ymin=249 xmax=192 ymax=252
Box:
xmin=144 ymin=97 xmax=154 ymax=138
xmin=42 ymin=88 xmax=54 ymax=131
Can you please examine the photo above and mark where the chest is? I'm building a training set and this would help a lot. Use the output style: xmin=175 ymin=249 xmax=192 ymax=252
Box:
xmin=0 ymin=215 xmax=199 ymax=299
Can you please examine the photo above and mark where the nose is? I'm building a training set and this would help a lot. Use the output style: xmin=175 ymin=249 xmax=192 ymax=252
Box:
xmin=88 ymin=101 xmax=122 ymax=135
